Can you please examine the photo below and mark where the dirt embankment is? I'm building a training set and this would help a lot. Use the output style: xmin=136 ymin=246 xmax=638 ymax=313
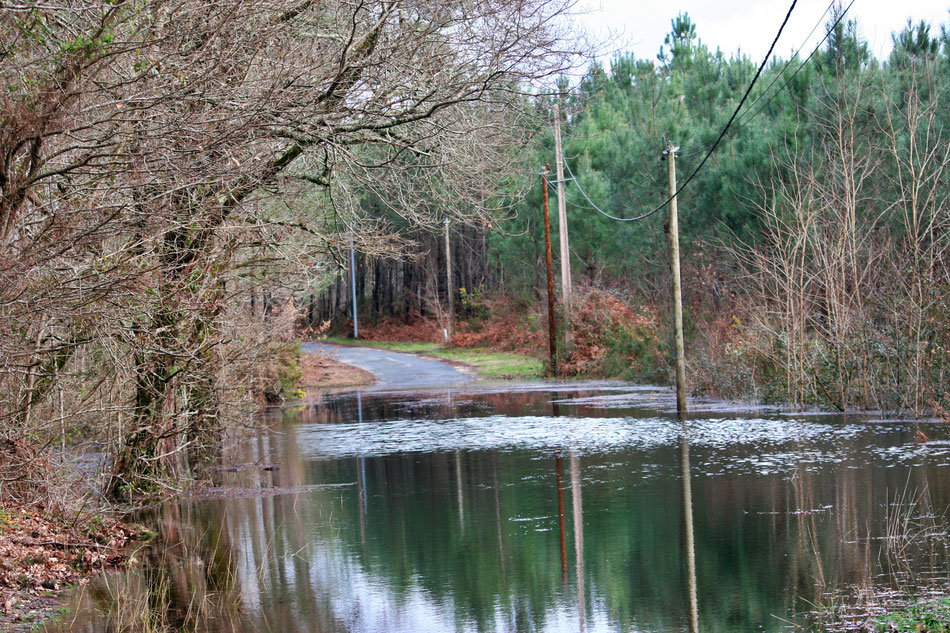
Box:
xmin=298 ymin=350 xmax=375 ymax=390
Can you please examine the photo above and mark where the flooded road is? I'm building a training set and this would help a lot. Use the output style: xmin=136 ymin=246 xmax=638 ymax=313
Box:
xmin=54 ymin=382 xmax=950 ymax=633
xmin=301 ymin=342 xmax=471 ymax=389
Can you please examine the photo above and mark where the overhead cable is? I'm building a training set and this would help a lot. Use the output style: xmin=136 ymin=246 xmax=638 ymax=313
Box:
xmin=559 ymin=0 xmax=799 ymax=222
xmin=734 ymin=0 xmax=856 ymax=128
xmin=733 ymin=0 xmax=836 ymax=129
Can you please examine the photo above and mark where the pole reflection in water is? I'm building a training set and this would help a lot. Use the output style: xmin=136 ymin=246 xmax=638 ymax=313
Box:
xmin=356 ymin=453 xmax=367 ymax=547
xmin=356 ymin=391 xmax=367 ymax=546
xmin=493 ymin=454 xmax=506 ymax=582
xmin=571 ymin=448 xmax=586 ymax=633
xmin=455 ymin=449 xmax=465 ymax=530
xmin=555 ymin=450 xmax=568 ymax=583
xmin=681 ymin=422 xmax=700 ymax=633
xmin=551 ymin=401 xmax=568 ymax=585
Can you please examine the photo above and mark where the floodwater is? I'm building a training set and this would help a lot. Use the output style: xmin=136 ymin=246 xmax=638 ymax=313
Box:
xmin=53 ymin=383 xmax=950 ymax=633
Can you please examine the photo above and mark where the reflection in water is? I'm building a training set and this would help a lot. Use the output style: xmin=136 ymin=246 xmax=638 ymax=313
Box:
xmin=571 ymin=449 xmax=586 ymax=633
xmin=356 ymin=454 xmax=367 ymax=547
xmin=493 ymin=455 xmax=506 ymax=583
xmin=555 ymin=451 xmax=567 ymax=583
xmin=50 ymin=504 xmax=246 ymax=633
xmin=56 ymin=385 xmax=950 ymax=633
xmin=456 ymin=449 xmax=465 ymax=530
xmin=680 ymin=423 xmax=699 ymax=633
xmin=552 ymin=401 xmax=567 ymax=585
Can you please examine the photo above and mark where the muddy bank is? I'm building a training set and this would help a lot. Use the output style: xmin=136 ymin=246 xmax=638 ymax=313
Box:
xmin=0 ymin=508 xmax=144 ymax=632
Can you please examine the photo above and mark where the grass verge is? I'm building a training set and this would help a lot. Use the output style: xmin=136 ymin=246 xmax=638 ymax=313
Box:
xmin=323 ymin=336 xmax=441 ymax=353
xmin=427 ymin=348 xmax=544 ymax=379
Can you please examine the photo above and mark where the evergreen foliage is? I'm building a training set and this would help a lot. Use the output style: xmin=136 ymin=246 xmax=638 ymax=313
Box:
xmin=481 ymin=11 xmax=950 ymax=412
xmin=492 ymin=11 xmax=948 ymax=283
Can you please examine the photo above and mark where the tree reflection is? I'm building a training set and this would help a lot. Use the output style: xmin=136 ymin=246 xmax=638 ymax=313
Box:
xmin=53 ymin=502 xmax=246 ymax=633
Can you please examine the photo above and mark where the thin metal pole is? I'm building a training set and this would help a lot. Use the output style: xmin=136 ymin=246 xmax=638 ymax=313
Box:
xmin=349 ymin=234 xmax=358 ymax=339
xmin=445 ymin=218 xmax=453 ymax=338
xmin=665 ymin=142 xmax=687 ymax=414
xmin=542 ymin=166 xmax=557 ymax=374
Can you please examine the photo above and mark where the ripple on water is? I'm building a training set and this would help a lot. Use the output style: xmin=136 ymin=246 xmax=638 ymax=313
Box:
xmin=293 ymin=411 xmax=946 ymax=478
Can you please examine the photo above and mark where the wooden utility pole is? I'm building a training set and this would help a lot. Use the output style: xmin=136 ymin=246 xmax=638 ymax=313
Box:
xmin=542 ymin=165 xmax=557 ymax=374
xmin=665 ymin=141 xmax=687 ymax=414
xmin=349 ymin=234 xmax=359 ymax=339
xmin=553 ymin=102 xmax=572 ymax=308
xmin=444 ymin=218 xmax=453 ymax=338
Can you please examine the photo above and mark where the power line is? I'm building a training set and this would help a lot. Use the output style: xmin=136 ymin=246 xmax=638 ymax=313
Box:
xmin=671 ymin=0 xmax=840 ymax=160
xmin=557 ymin=0 xmax=799 ymax=223
xmin=733 ymin=0 xmax=836 ymax=129
xmin=677 ymin=142 xmax=717 ymax=158
xmin=733 ymin=0 xmax=856 ymax=129
xmin=646 ymin=0 xmax=800 ymax=218
xmin=556 ymin=0 xmax=834 ymax=163
xmin=559 ymin=159 xmax=658 ymax=222
xmin=550 ymin=173 xmax=665 ymax=224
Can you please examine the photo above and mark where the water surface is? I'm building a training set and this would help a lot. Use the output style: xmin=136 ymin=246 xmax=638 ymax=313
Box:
xmin=57 ymin=383 xmax=950 ymax=632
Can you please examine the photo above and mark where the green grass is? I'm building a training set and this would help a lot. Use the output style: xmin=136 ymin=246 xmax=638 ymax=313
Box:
xmin=318 ymin=337 xmax=544 ymax=379
xmin=322 ymin=336 xmax=441 ymax=353
xmin=873 ymin=598 xmax=950 ymax=632
xmin=428 ymin=348 xmax=544 ymax=379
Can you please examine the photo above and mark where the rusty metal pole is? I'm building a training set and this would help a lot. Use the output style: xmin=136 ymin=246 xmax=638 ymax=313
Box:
xmin=542 ymin=165 xmax=557 ymax=374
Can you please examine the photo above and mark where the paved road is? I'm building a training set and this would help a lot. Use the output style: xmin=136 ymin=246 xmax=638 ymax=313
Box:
xmin=302 ymin=342 xmax=471 ymax=390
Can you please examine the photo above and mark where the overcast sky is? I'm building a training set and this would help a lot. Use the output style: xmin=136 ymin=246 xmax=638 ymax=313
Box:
xmin=578 ymin=0 xmax=950 ymax=64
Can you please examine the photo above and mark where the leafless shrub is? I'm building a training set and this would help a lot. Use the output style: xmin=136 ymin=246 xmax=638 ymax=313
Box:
xmin=728 ymin=67 xmax=949 ymax=413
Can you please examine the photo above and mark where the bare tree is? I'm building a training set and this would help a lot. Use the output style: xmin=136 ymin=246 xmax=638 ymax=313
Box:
xmin=876 ymin=59 xmax=950 ymax=414
xmin=733 ymin=62 xmax=949 ymax=415
xmin=0 ymin=0 xmax=584 ymax=500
